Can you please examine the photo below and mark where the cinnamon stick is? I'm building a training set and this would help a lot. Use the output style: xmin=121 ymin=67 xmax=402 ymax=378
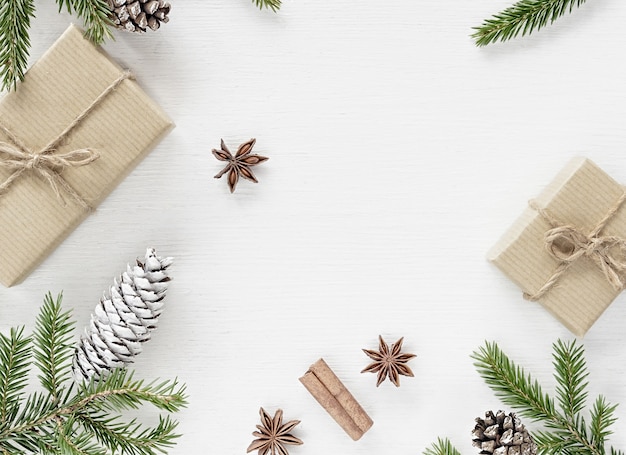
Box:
xmin=299 ymin=358 xmax=373 ymax=440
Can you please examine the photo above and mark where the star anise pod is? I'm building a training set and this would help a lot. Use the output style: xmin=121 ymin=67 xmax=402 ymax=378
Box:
xmin=361 ymin=335 xmax=416 ymax=387
xmin=247 ymin=407 xmax=303 ymax=455
xmin=212 ymin=138 xmax=268 ymax=193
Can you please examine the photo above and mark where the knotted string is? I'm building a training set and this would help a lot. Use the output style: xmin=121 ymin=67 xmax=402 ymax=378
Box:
xmin=0 ymin=70 xmax=133 ymax=210
xmin=524 ymin=191 xmax=626 ymax=301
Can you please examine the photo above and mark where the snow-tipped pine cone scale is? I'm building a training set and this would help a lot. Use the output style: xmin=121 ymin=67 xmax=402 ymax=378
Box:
xmin=72 ymin=248 xmax=173 ymax=382
xmin=107 ymin=0 xmax=171 ymax=32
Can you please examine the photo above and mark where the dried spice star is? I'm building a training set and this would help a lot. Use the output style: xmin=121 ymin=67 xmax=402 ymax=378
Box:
xmin=247 ymin=407 xmax=303 ymax=455
xmin=361 ymin=335 xmax=416 ymax=387
xmin=212 ymin=138 xmax=268 ymax=193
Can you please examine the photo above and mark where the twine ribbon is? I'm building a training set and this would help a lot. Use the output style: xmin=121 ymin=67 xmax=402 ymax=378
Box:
xmin=0 ymin=71 xmax=133 ymax=210
xmin=524 ymin=192 xmax=626 ymax=301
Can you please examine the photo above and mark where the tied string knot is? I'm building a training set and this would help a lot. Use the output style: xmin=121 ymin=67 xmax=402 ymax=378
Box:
xmin=524 ymin=193 xmax=626 ymax=301
xmin=0 ymin=70 xmax=133 ymax=210
xmin=0 ymin=143 xmax=100 ymax=209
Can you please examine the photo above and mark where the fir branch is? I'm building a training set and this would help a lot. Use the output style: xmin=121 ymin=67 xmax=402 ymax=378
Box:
xmin=471 ymin=340 xmax=557 ymax=422
xmin=73 ymin=369 xmax=187 ymax=414
xmin=590 ymin=396 xmax=618 ymax=449
xmin=472 ymin=339 xmax=622 ymax=455
xmin=0 ymin=0 xmax=35 ymax=91
xmin=34 ymin=292 xmax=75 ymax=403
xmin=423 ymin=437 xmax=461 ymax=455
xmin=55 ymin=0 xmax=114 ymax=44
xmin=252 ymin=0 xmax=281 ymax=12
xmin=0 ymin=326 xmax=31 ymax=426
xmin=472 ymin=0 xmax=588 ymax=46
xmin=77 ymin=411 xmax=181 ymax=455
xmin=553 ymin=339 xmax=589 ymax=420
xmin=0 ymin=293 xmax=187 ymax=454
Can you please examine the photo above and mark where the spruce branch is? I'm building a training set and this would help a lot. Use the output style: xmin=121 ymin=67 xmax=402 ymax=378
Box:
xmin=0 ymin=293 xmax=187 ymax=454
xmin=34 ymin=292 xmax=75 ymax=403
xmin=553 ymin=339 xmax=589 ymax=420
xmin=252 ymin=0 xmax=281 ymax=12
xmin=0 ymin=326 xmax=31 ymax=426
xmin=471 ymin=339 xmax=622 ymax=455
xmin=472 ymin=0 xmax=588 ymax=46
xmin=423 ymin=437 xmax=461 ymax=455
xmin=55 ymin=0 xmax=113 ymax=44
xmin=0 ymin=0 xmax=35 ymax=91
xmin=471 ymin=340 xmax=557 ymax=422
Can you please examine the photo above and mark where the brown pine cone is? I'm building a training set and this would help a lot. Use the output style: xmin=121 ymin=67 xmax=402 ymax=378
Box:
xmin=472 ymin=410 xmax=537 ymax=455
xmin=107 ymin=0 xmax=171 ymax=33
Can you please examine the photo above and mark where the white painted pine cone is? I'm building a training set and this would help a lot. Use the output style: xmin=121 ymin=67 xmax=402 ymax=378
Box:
xmin=72 ymin=248 xmax=173 ymax=381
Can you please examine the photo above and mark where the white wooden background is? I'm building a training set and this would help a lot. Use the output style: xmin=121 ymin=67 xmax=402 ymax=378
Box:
xmin=3 ymin=0 xmax=626 ymax=453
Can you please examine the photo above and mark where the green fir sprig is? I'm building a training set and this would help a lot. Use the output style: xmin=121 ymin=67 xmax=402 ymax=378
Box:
xmin=423 ymin=437 xmax=462 ymax=455
xmin=0 ymin=0 xmax=36 ymax=92
xmin=473 ymin=0 xmax=588 ymax=46
xmin=57 ymin=0 xmax=114 ymax=44
xmin=424 ymin=339 xmax=622 ymax=455
xmin=472 ymin=339 xmax=622 ymax=455
xmin=252 ymin=0 xmax=281 ymax=12
xmin=0 ymin=292 xmax=187 ymax=454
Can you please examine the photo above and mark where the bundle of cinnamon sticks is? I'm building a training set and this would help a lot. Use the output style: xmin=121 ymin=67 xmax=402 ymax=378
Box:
xmin=299 ymin=358 xmax=373 ymax=440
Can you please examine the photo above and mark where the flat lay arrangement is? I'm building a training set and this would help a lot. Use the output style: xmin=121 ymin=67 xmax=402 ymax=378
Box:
xmin=1 ymin=1 xmax=625 ymax=454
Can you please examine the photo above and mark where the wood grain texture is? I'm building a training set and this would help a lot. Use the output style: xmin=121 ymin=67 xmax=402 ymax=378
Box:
xmin=2 ymin=0 xmax=626 ymax=453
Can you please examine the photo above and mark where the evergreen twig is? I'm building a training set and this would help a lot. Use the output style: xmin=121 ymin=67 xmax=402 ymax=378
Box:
xmin=252 ymin=0 xmax=281 ymax=12
xmin=471 ymin=339 xmax=621 ymax=455
xmin=0 ymin=0 xmax=36 ymax=91
xmin=423 ymin=437 xmax=461 ymax=455
xmin=472 ymin=0 xmax=588 ymax=46
xmin=0 ymin=293 xmax=187 ymax=454
xmin=56 ymin=0 xmax=114 ymax=44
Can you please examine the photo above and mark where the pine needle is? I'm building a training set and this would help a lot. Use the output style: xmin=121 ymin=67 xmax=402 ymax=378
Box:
xmin=472 ymin=0 xmax=588 ymax=46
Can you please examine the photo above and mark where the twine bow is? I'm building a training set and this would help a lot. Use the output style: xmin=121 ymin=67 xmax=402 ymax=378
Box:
xmin=524 ymin=193 xmax=626 ymax=301
xmin=0 ymin=70 xmax=133 ymax=210
xmin=0 ymin=139 xmax=99 ymax=209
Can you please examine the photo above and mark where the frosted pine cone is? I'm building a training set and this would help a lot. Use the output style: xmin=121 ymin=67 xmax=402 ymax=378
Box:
xmin=472 ymin=410 xmax=537 ymax=455
xmin=107 ymin=0 xmax=171 ymax=32
xmin=72 ymin=248 xmax=173 ymax=381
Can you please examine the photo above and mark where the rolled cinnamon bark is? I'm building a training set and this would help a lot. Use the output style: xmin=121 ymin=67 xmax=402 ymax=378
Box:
xmin=299 ymin=358 xmax=373 ymax=440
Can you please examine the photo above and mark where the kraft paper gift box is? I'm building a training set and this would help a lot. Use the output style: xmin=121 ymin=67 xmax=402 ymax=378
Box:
xmin=0 ymin=24 xmax=173 ymax=287
xmin=488 ymin=157 xmax=626 ymax=336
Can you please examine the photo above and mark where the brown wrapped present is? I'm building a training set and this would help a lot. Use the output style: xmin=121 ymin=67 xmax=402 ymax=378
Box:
xmin=488 ymin=157 xmax=626 ymax=336
xmin=0 ymin=24 xmax=173 ymax=287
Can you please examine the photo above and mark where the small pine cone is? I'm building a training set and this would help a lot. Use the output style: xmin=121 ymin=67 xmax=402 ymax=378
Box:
xmin=72 ymin=248 xmax=173 ymax=381
xmin=106 ymin=0 xmax=171 ymax=33
xmin=472 ymin=410 xmax=537 ymax=455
